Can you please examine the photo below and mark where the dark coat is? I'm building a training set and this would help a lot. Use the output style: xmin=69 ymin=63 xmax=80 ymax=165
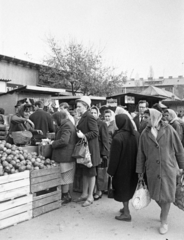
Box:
xmin=136 ymin=122 xmax=184 ymax=202
xmin=170 ymin=120 xmax=183 ymax=142
xmin=52 ymin=119 xmax=77 ymax=163
xmin=29 ymin=109 xmax=54 ymax=139
xmin=77 ymin=111 xmax=101 ymax=167
xmin=133 ymin=114 xmax=147 ymax=134
xmin=97 ymin=119 xmax=109 ymax=158
xmin=108 ymin=115 xmax=139 ymax=202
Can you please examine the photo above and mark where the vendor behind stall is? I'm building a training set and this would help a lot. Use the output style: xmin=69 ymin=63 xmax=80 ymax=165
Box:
xmin=6 ymin=104 xmax=43 ymax=144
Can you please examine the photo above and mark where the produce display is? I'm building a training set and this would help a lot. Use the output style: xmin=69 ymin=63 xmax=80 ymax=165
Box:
xmin=0 ymin=140 xmax=57 ymax=176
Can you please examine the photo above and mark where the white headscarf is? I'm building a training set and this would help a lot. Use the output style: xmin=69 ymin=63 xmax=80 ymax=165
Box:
xmin=167 ymin=109 xmax=178 ymax=123
xmin=149 ymin=108 xmax=162 ymax=139
xmin=115 ymin=106 xmax=137 ymax=131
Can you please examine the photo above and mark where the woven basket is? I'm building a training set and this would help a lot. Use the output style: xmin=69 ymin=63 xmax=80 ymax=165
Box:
xmin=11 ymin=131 xmax=32 ymax=145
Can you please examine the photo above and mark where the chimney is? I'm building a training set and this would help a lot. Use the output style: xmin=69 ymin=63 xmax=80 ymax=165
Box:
xmin=169 ymin=76 xmax=173 ymax=79
xmin=159 ymin=76 xmax=164 ymax=79
xmin=178 ymin=75 xmax=183 ymax=78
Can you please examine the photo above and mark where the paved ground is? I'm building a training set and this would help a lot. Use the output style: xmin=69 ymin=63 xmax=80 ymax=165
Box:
xmin=0 ymin=193 xmax=183 ymax=240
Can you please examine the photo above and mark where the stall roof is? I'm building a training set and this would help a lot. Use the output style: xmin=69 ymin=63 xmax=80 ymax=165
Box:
xmin=52 ymin=95 xmax=106 ymax=101
xmin=0 ymin=85 xmax=71 ymax=96
xmin=106 ymin=92 xmax=165 ymax=101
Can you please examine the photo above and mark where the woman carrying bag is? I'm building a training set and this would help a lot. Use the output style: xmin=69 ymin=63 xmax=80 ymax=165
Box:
xmin=136 ymin=108 xmax=184 ymax=235
xmin=74 ymin=96 xmax=101 ymax=207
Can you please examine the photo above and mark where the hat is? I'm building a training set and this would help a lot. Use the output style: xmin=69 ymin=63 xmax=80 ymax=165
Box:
xmin=76 ymin=96 xmax=91 ymax=107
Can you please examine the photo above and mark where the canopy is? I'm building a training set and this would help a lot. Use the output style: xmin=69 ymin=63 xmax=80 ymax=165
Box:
xmin=140 ymin=86 xmax=181 ymax=100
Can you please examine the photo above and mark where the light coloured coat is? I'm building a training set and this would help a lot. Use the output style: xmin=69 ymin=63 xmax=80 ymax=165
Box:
xmin=136 ymin=121 xmax=184 ymax=202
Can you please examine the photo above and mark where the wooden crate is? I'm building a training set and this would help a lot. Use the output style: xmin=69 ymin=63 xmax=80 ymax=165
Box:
xmin=30 ymin=167 xmax=61 ymax=218
xmin=0 ymin=171 xmax=33 ymax=229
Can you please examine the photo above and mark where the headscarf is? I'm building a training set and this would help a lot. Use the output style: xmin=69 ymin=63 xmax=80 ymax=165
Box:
xmin=148 ymin=108 xmax=162 ymax=139
xmin=166 ymin=109 xmax=178 ymax=123
xmin=104 ymin=109 xmax=115 ymax=126
xmin=115 ymin=106 xmax=137 ymax=131
xmin=115 ymin=114 xmax=135 ymax=136
xmin=91 ymin=106 xmax=100 ymax=118
xmin=52 ymin=111 xmax=67 ymax=126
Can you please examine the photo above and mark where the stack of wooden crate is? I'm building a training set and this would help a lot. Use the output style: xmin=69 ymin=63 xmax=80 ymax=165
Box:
xmin=30 ymin=167 xmax=61 ymax=218
xmin=0 ymin=171 xmax=32 ymax=230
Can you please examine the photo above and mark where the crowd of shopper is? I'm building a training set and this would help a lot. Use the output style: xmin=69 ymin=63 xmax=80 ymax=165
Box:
xmin=1 ymin=98 xmax=184 ymax=235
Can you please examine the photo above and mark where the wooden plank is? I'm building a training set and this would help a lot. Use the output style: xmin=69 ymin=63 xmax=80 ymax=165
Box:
xmin=0 ymin=186 xmax=30 ymax=202
xmin=0 ymin=202 xmax=32 ymax=220
xmin=31 ymin=167 xmax=60 ymax=178
xmin=33 ymin=189 xmax=61 ymax=201
xmin=31 ymin=172 xmax=61 ymax=185
xmin=0 ymin=194 xmax=33 ymax=212
xmin=33 ymin=193 xmax=60 ymax=208
xmin=31 ymin=179 xmax=60 ymax=193
xmin=0 ymin=171 xmax=30 ymax=185
xmin=0 ymin=178 xmax=30 ymax=193
xmin=33 ymin=201 xmax=61 ymax=218
xmin=0 ymin=210 xmax=32 ymax=230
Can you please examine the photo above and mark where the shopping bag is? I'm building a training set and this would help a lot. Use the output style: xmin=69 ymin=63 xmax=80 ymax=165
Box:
xmin=174 ymin=172 xmax=184 ymax=211
xmin=76 ymin=139 xmax=92 ymax=168
xmin=107 ymin=176 xmax=114 ymax=198
xmin=72 ymin=138 xmax=87 ymax=158
xmin=132 ymin=179 xmax=151 ymax=210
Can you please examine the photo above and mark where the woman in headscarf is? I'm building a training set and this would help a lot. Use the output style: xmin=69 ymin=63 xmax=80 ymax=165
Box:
xmin=91 ymin=106 xmax=109 ymax=200
xmin=136 ymin=108 xmax=184 ymax=235
xmin=52 ymin=111 xmax=77 ymax=204
xmin=6 ymin=104 xmax=42 ymax=144
xmin=107 ymin=114 xmax=139 ymax=222
xmin=115 ymin=106 xmax=137 ymax=131
xmin=164 ymin=109 xmax=183 ymax=144
xmin=104 ymin=109 xmax=117 ymax=146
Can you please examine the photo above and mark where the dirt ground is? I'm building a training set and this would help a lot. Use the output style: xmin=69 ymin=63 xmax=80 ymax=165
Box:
xmin=0 ymin=192 xmax=184 ymax=240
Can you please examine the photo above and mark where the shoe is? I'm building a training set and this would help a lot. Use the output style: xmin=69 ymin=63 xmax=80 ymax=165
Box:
xmin=159 ymin=223 xmax=168 ymax=234
xmin=119 ymin=208 xmax=124 ymax=214
xmin=62 ymin=194 xmax=72 ymax=205
xmin=73 ymin=196 xmax=87 ymax=203
xmin=82 ymin=199 xmax=94 ymax=207
xmin=115 ymin=213 xmax=132 ymax=222
xmin=94 ymin=193 xmax=103 ymax=201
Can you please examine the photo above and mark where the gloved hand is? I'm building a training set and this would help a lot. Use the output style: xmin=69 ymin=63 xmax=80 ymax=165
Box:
xmin=77 ymin=130 xmax=85 ymax=138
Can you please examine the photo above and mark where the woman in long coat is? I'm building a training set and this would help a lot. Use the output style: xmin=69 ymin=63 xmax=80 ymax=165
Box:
xmin=75 ymin=96 xmax=101 ymax=207
xmin=52 ymin=111 xmax=77 ymax=204
xmin=136 ymin=108 xmax=184 ymax=235
xmin=108 ymin=114 xmax=139 ymax=221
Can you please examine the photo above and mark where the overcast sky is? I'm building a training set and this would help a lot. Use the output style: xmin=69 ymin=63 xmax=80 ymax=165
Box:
xmin=0 ymin=0 xmax=184 ymax=79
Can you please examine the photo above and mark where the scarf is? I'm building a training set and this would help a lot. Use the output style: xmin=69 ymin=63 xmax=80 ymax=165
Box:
xmin=149 ymin=108 xmax=162 ymax=139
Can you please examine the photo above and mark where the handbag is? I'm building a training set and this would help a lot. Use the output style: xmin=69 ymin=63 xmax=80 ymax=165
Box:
xmin=107 ymin=176 xmax=114 ymax=198
xmin=132 ymin=179 xmax=151 ymax=210
xmin=174 ymin=172 xmax=184 ymax=211
xmin=76 ymin=139 xmax=92 ymax=168
xmin=72 ymin=138 xmax=87 ymax=158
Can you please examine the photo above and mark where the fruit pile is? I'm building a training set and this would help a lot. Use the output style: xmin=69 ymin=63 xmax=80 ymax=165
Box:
xmin=0 ymin=140 xmax=57 ymax=176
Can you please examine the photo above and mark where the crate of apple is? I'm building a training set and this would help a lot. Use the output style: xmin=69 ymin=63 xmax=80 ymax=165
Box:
xmin=0 ymin=140 xmax=58 ymax=176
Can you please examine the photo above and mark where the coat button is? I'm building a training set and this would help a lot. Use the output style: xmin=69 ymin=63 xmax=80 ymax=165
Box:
xmin=157 ymin=175 xmax=161 ymax=179
xmin=156 ymin=160 xmax=160 ymax=164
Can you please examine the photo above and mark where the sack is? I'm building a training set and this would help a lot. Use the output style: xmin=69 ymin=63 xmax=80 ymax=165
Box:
xmin=76 ymin=139 xmax=92 ymax=168
xmin=132 ymin=179 xmax=151 ymax=210
xmin=108 ymin=177 xmax=114 ymax=198
xmin=11 ymin=131 xmax=32 ymax=145
xmin=174 ymin=173 xmax=184 ymax=211
xmin=72 ymin=139 xmax=87 ymax=158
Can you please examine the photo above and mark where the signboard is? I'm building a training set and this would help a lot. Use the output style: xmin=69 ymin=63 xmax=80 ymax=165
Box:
xmin=125 ymin=95 xmax=135 ymax=104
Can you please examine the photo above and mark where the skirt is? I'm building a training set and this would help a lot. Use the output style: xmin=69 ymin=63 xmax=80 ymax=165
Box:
xmin=60 ymin=162 xmax=76 ymax=185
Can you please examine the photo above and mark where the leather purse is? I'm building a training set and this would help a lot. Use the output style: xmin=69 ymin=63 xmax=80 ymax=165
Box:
xmin=72 ymin=138 xmax=87 ymax=158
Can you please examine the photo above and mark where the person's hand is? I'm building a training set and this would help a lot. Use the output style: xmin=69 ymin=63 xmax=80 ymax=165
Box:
xmin=37 ymin=130 xmax=43 ymax=135
xmin=138 ymin=173 xmax=144 ymax=180
xmin=77 ymin=130 xmax=85 ymax=138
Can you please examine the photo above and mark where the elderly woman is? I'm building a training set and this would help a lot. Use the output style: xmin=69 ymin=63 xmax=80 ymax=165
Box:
xmin=91 ymin=106 xmax=109 ymax=200
xmin=104 ymin=109 xmax=117 ymax=146
xmin=52 ymin=111 xmax=77 ymax=204
xmin=164 ymin=109 xmax=183 ymax=145
xmin=136 ymin=108 xmax=184 ymax=235
xmin=75 ymin=96 xmax=101 ymax=207
xmin=6 ymin=104 xmax=42 ymax=144
xmin=108 ymin=114 xmax=139 ymax=221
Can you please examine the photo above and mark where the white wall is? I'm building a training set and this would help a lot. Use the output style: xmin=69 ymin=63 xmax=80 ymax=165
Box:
xmin=0 ymin=82 xmax=7 ymax=93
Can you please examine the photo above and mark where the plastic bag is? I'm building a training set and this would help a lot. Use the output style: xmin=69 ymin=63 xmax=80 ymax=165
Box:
xmin=174 ymin=172 xmax=184 ymax=211
xmin=132 ymin=179 xmax=151 ymax=210
xmin=76 ymin=139 xmax=92 ymax=168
